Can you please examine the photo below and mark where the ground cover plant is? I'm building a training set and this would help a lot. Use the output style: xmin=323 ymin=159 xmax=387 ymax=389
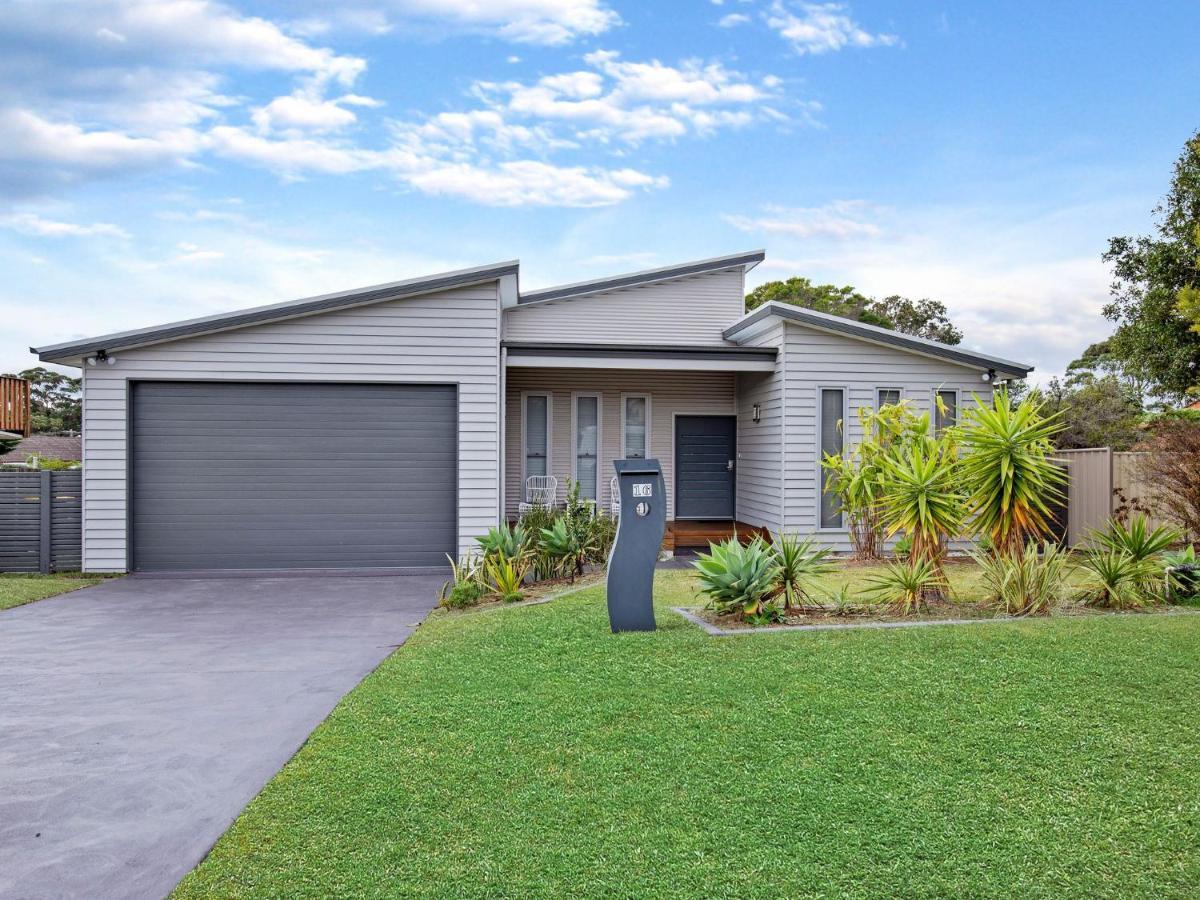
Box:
xmin=175 ymin=567 xmax=1200 ymax=898
xmin=0 ymin=573 xmax=103 ymax=611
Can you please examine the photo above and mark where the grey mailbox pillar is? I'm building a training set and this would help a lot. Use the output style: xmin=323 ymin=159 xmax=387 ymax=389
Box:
xmin=606 ymin=458 xmax=665 ymax=633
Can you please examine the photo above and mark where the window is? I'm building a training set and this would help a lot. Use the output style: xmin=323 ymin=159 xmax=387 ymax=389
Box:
xmin=523 ymin=393 xmax=550 ymax=481
xmin=934 ymin=389 xmax=958 ymax=433
xmin=877 ymin=387 xmax=901 ymax=408
xmin=819 ymin=388 xmax=844 ymax=529
xmin=622 ymin=395 xmax=649 ymax=459
xmin=574 ymin=394 xmax=600 ymax=501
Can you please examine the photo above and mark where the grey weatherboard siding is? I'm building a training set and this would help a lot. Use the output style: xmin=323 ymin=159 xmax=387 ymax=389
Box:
xmin=77 ymin=282 xmax=501 ymax=572
xmin=129 ymin=382 xmax=456 ymax=571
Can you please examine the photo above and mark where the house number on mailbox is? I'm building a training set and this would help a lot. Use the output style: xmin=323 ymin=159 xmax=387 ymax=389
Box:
xmin=632 ymin=483 xmax=652 ymax=497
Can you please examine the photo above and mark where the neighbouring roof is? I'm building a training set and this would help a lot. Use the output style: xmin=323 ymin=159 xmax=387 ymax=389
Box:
xmin=33 ymin=260 xmax=519 ymax=364
xmin=0 ymin=433 xmax=82 ymax=463
xmin=723 ymin=301 xmax=1035 ymax=379
xmin=517 ymin=250 xmax=764 ymax=306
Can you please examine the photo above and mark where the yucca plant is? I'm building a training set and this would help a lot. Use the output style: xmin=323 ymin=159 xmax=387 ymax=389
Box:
xmin=476 ymin=522 xmax=530 ymax=561
xmin=771 ymin=532 xmax=834 ymax=612
xmin=971 ymin=540 xmax=1069 ymax=616
xmin=877 ymin=438 xmax=964 ymax=601
xmin=1093 ymin=515 xmax=1181 ymax=563
xmin=957 ymin=387 xmax=1066 ymax=556
xmin=485 ymin=553 xmax=531 ymax=603
xmin=1077 ymin=549 xmax=1161 ymax=610
xmin=862 ymin=557 xmax=947 ymax=616
xmin=693 ymin=536 xmax=781 ymax=620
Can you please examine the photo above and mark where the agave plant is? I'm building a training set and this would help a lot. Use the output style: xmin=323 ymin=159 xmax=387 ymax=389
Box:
xmin=862 ymin=557 xmax=947 ymax=616
xmin=971 ymin=540 xmax=1069 ymax=616
xmin=957 ymin=387 xmax=1066 ymax=556
xmin=539 ymin=516 xmax=594 ymax=581
xmin=476 ymin=522 xmax=530 ymax=561
xmin=1093 ymin=516 xmax=1181 ymax=563
xmin=485 ymin=553 xmax=531 ymax=603
xmin=1077 ymin=548 xmax=1161 ymax=610
xmin=693 ymin=536 xmax=781 ymax=620
xmin=771 ymin=533 xmax=834 ymax=612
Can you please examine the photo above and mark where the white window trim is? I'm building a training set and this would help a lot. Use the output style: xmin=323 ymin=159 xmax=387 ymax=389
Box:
xmin=520 ymin=391 xmax=552 ymax=491
xmin=933 ymin=387 xmax=959 ymax=432
xmin=571 ymin=391 xmax=602 ymax=501
xmin=876 ymin=386 xmax=903 ymax=409
xmin=620 ymin=393 xmax=651 ymax=460
xmin=816 ymin=384 xmax=848 ymax=532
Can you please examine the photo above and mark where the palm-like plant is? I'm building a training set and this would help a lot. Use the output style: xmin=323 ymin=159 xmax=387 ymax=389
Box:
xmin=957 ymin=388 xmax=1066 ymax=556
xmin=1093 ymin=515 xmax=1181 ymax=562
xmin=771 ymin=533 xmax=834 ymax=612
xmin=1078 ymin=548 xmax=1161 ymax=610
xmin=485 ymin=553 xmax=530 ymax=603
xmin=693 ymin=536 xmax=781 ymax=620
xmin=863 ymin=557 xmax=947 ymax=616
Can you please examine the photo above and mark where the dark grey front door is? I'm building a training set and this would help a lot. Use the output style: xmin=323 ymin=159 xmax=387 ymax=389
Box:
xmin=130 ymin=381 xmax=457 ymax=572
xmin=674 ymin=415 xmax=736 ymax=519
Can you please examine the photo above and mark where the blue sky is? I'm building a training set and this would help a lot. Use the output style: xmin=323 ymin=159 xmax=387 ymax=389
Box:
xmin=2 ymin=0 xmax=1197 ymax=380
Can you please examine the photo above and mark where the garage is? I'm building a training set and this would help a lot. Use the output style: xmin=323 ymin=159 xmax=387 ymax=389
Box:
xmin=130 ymin=381 xmax=457 ymax=572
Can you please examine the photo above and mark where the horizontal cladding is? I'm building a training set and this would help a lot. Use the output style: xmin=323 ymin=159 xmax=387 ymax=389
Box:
xmin=502 ymin=269 xmax=745 ymax=347
xmin=733 ymin=321 xmax=785 ymax=534
xmin=504 ymin=367 xmax=736 ymax=521
xmin=81 ymin=283 xmax=500 ymax=572
xmin=780 ymin=322 xmax=993 ymax=548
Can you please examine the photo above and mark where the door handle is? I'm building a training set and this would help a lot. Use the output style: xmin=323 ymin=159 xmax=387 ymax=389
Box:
xmin=726 ymin=459 xmax=735 ymax=472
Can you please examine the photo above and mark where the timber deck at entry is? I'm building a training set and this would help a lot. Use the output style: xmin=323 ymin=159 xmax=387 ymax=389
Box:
xmin=664 ymin=520 xmax=771 ymax=551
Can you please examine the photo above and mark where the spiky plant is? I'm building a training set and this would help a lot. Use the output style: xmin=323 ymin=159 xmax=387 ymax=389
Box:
xmin=538 ymin=516 xmax=594 ymax=581
xmin=1077 ymin=549 xmax=1161 ymax=610
xmin=476 ymin=522 xmax=530 ymax=561
xmin=770 ymin=533 xmax=834 ymax=612
xmin=1162 ymin=545 xmax=1200 ymax=601
xmin=957 ymin=387 xmax=1066 ymax=556
xmin=862 ymin=557 xmax=947 ymax=616
xmin=971 ymin=540 xmax=1069 ymax=616
xmin=1093 ymin=515 xmax=1181 ymax=563
xmin=693 ymin=536 xmax=781 ymax=620
xmin=485 ymin=553 xmax=530 ymax=603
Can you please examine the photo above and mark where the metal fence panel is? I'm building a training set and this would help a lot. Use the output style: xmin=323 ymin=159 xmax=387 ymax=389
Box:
xmin=0 ymin=469 xmax=82 ymax=573
xmin=1055 ymin=448 xmax=1112 ymax=546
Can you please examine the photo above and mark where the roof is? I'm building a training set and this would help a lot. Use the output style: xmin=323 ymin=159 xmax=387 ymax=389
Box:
xmin=517 ymin=250 xmax=764 ymax=306
xmin=0 ymin=433 xmax=82 ymax=463
xmin=33 ymin=260 xmax=519 ymax=363
xmin=723 ymin=301 xmax=1034 ymax=378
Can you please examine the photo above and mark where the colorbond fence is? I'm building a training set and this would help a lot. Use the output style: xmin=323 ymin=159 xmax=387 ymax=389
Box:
xmin=0 ymin=469 xmax=82 ymax=573
xmin=1055 ymin=448 xmax=1177 ymax=545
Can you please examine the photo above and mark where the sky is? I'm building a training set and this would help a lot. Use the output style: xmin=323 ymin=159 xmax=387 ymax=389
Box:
xmin=2 ymin=0 xmax=1198 ymax=382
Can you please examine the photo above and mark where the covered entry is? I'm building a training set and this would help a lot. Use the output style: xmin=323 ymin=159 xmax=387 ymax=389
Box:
xmin=129 ymin=381 xmax=457 ymax=572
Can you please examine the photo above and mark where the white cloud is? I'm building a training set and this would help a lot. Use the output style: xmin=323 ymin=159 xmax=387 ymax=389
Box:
xmin=0 ymin=212 xmax=130 ymax=239
xmin=395 ymin=0 xmax=619 ymax=45
xmin=718 ymin=13 xmax=750 ymax=27
xmin=252 ymin=94 xmax=358 ymax=135
xmin=724 ymin=200 xmax=883 ymax=239
xmin=765 ymin=2 xmax=899 ymax=55
xmin=405 ymin=159 xmax=667 ymax=207
xmin=172 ymin=241 xmax=224 ymax=262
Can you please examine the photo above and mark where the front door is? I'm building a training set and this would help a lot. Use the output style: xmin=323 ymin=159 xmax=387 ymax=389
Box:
xmin=674 ymin=415 xmax=736 ymax=519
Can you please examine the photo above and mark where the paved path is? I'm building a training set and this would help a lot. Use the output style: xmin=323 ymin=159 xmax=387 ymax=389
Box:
xmin=0 ymin=574 xmax=441 ymax=899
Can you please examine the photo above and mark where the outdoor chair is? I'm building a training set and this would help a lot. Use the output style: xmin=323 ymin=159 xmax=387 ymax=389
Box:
xmin=518 ymin=475 xmax=558 ymax=514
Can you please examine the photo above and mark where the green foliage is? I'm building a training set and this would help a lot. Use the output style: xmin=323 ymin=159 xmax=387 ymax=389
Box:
xmin=693 ymin=537 xmax=781 ymax=619
xmin=971 ymin=541 xmax=1070 ymax=616
xmin=538 ymin=517 xmax=592 ymax=581
xmin=485 ymin=554 xmax=529 ymax=603
xmin=893 ymin=534 xmax=912 ymax=559
xmin=587 ymin=512 xmax=617 ymax=563
xmin=476 ymin=522 xmax=529 ymax=561
xmin=1093 ymin=515 xmax=1181 ymax=562
xmin=518 ymin=505 xmax=562 ymax=580
xmin=1162 ymin=545 xmax=1200 ymax=601
xmin=442 ymin=580 xmax=487 ymax=609
xmin=1038 ymin=375 xmax=1143 ymax=451
xmin=770 ymin=533 xmax=833 ymax=611
xmin=1077 ymin=549 xmax=1162 ymax=610
xmin=27 ymin=455 xmax=79 ymax=470
xmin=440 ymin=552 xmax=486 ymax=608
xmin=744 ymin=279 xmax=962 ymax=344
xmin=2 ymin=367 xmax=82 ymax=432
xmin=0 ymin=435 xmax=19 ymax=454
xmin=862 ymin=557 xmax=947 ymax=615
xmin=957 ymin=387 xmax=1066 ymax=555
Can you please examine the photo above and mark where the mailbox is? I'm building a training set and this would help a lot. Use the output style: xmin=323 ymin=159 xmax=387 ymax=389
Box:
xmin=606 ymin=458 xmax=665 ymax=632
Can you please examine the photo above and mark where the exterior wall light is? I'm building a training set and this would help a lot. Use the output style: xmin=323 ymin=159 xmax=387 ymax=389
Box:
xmin=981 ymin=368 xmax=995 ymax=382
xmin=752 ymin=403 xmax=761 ymax=423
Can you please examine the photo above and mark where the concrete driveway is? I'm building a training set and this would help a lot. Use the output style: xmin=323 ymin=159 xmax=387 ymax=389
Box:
xmin=0 ymin=574 xmax=442 ymax=899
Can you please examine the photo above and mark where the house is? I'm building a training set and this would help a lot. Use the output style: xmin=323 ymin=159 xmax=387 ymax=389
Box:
xmin=0 ymin=433 xmax=82 ymax=466
xmin=32 ymin=251 xmax=1032 ymax=574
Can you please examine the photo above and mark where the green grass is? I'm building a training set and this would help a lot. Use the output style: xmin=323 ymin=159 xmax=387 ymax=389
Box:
xmin=175 ymin=569 xmax=1200 ymax=898
xmin=0 ymin=573 xmax=103 ymax=610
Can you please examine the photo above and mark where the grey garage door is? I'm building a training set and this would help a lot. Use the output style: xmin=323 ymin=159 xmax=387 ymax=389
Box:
xmin=131 ymin=382 xmax=457 ymax=572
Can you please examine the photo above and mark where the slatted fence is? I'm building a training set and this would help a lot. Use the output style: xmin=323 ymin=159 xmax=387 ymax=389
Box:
xmin=0 ymin=469 xmax=82 ymax=572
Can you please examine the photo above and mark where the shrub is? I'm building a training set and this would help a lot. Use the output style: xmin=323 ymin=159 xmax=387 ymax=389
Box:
xmin=771 ymin=533 xmax=833 ymax=612
xmin=971 ymin=541 xmax=1069 ymax=616
xmin=439 ymin=551 xmax=485 ymax=607
xmin=26 ymin=455 xmax=79 ymax=470
xmin=477 ymin=522 xmax=529 ymax=561
xmin=587 ymin=512 xmax=617 ymax=564
xmin=539 ymin=517 xmax=591 ymax=581
xmin=486 ymin=553 xmax=530 ymax=603
xmin=1077 ymin=549 xmax=1161 ymax=609
xmin=519 ymin=505 xmax=562 ymax=580
xmin=893 ymin=534 xmax=912 ymax=559
xmin=442 ymin=580 xmax=488 ymax=609
xmin=862 ymin=557 xmax=947 ymax=616
xmin=693 ymin=537 xmax=781 ymax=620
xmin=1136 ymin=420 xmax=1200 ymax=537
xmin=957 ymin=387 xmax=1066 ymax=555
xmin=1092 ymin=515 xmax=1181 ymax=563
xmin=1162 ymin=545 xmax=1200 ymax=601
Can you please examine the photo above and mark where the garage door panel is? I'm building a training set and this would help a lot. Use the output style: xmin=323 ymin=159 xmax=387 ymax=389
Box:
xmin=131 ymin=382 xmax=456 ymax=571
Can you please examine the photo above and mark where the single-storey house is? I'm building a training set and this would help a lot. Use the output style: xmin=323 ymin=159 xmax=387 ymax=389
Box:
xmin=33 ymin=251 xmax=1032 ymax=574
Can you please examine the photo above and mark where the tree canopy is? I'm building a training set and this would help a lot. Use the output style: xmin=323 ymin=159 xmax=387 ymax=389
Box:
xmin=745 ymin=278 xmax=963 ymax=345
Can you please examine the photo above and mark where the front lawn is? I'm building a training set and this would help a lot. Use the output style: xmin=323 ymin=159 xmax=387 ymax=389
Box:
xmin=175 ymin=568 xmax=1200 ymax=898
xmin=0 ymin=573 xmax=103 ymax=610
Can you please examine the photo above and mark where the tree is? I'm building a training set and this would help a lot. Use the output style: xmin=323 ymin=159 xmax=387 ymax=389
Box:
xmin=1038 ymin=375 xmax=1143 ymax=450
xmin=1100 ymin=131 xmax=1200 ymax=402
xmin=1 ymin=367 xmax=82 ymax=433
xmin=745 ymin=278 xmax=963 ymax=344
xmin=1136 ymin=420 xmax=1200 ymax=538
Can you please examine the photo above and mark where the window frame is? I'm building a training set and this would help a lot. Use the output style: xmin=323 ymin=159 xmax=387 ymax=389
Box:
xmin=876 ymin=386 xmax=903 ymax=409
xmin=571 ymin=391 xmax=602 ymax=501
xmin=620 ymin=393 xmax=651 ymax=460
xmin=933 ymin=387 xmax=959 ymax=433
xmin=816 ymin=384 xmax=848 ymax=531
xmin=520 ymin=391 xmax=552 ymax=489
